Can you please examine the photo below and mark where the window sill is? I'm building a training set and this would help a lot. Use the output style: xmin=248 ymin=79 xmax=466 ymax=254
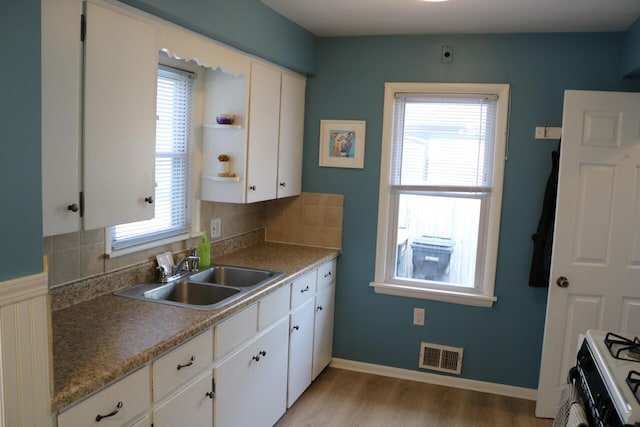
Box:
xmin=105 ymin=230 xmax=200 ymax=258
xmin=369 ymin=281 xmax=496 ymax=308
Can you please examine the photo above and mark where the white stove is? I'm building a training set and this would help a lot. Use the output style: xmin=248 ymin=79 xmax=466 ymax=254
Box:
xmin=577 ymin=330 xmax=640 ymax=426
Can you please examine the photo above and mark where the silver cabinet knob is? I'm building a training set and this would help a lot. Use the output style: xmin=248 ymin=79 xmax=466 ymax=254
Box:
xmin=145 ymin=196 xmax=154 ymax=204
xmin=556 ymin=276 xmax=569 ymax=288
xmin=67 ymin=203 xmax=79 ymax=212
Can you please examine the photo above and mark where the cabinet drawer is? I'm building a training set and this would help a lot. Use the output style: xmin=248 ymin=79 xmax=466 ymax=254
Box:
xmin=152 ymin=328 xmax=213 ymax=401
xmin=258 ymin=285 xmax=290 ymax=330
xmin=317 ymin=259 xmax=336 ymax=291
xmin=290 ymin=270 xmax=316 ymax=308
xmin=58 ymin=366 xmax=150 ymax=427
xmin=215 ymin=304 xmax=258 ymax=359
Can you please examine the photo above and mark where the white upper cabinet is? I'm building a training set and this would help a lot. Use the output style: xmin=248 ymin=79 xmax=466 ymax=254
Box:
xmin=246 ymin=62 xmax=281 ymax=203
xmin=82 ymin=0 xmax=157 ymax=229
xmin=277 ymin=73 xmax=306 ymax=199
xmin=41 ymin=0 xmax=82 ymax=236
xmin=200 ymin=61 xmax=306 ymax=204
xmin=41 ymin=0 xmax=157 ymax=236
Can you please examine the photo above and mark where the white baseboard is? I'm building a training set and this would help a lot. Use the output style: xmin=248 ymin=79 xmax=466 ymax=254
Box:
xmin=330 ymin=358 xmax=537 ymax=401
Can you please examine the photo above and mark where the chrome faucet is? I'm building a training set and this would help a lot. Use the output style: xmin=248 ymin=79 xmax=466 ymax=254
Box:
xmin=172 ymin=255 xmax=200 ymax=276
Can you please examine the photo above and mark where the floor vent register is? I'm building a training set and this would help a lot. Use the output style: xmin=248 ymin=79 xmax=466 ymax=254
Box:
xmin=418 ymin=342 xmax=463 ymax=374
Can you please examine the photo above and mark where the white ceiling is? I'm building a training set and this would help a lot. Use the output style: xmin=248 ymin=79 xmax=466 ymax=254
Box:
xmin=260 ymin=0 xmax=640 ymax=37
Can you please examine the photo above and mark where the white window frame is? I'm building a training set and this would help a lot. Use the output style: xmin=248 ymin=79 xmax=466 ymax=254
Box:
xmin=370 ymin=82 xmax=510 ymax=308
xmin=106 ymin=59 xmax=202 ymax=257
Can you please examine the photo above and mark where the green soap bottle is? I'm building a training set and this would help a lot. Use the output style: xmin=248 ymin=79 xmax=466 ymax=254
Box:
xmin=198 ymin=232 xmax=211 ymax=268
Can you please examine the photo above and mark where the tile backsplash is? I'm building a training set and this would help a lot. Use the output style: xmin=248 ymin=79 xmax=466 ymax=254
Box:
xmin=265 ymin=193 xmax=343 ymax=249
xmin=44 ymin=192 xmax=343 ymax=289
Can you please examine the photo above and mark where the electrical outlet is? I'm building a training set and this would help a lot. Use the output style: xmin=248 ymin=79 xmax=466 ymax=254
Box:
xmin=413 ymin=308 xmax=425 ymax=326
xmin=210 ymin=218 xmax=221 ymax=239
xmin=441 ymin=45 xmax=453 ymax=63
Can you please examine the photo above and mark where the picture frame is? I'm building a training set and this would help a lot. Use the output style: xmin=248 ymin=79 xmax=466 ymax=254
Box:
xmin=318 ymin=120 xmax=366 ymax=169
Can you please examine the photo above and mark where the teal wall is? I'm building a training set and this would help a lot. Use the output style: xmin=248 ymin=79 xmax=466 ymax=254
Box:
xmin=118 ymin=0 xmax=317 ymax=75
xmin=302 ymin=33 xmax=640 ymax=388
xmin=0 ymin=0 xmax=43 ymax=282
xmin=622 ymin=18 xmax=640 ymax=77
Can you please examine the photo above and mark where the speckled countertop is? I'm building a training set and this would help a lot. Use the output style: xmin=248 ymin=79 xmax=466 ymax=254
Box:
xmin=51 ymin=242 xmax=339 ymax=413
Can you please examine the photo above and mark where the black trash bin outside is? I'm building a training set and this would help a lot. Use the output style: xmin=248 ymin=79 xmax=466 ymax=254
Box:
xmin=411 ymin=236 xmax=454 ymax=281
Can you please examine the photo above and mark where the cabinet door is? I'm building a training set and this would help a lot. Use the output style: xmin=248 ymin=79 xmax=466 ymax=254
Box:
xmin=246 ymin=62 xmax=280 ymax=203
xmin=277 ymin=72 xmax=305 ymax=199
xmin=153 ymin=371 xmax=213 ymax=427
xmin=214 ymin=320 xmax=288 ymax=427
xmin=313 ymin=284 xmax=335 ymax=379
xmin=83 ymin=1 xmax=157 ymax=229
xmin=42 ymin=0 xmax=83 ymax=236
xmin=287 ymin=299 xmax=314 ymax=408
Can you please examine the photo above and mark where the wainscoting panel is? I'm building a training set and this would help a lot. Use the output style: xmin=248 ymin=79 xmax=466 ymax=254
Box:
xmin=0 ymin=272 xmax=51 ymax=427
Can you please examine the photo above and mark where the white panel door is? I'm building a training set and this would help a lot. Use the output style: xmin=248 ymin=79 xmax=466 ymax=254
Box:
xmin=536 ymin=90 xmax=640 ymax=417
xmin=42 ymin=0 xmax=83 ymax=236
xmin=287 ymin=299 xmax=314 ymax=408
xmin=313 ymin=284 xmax=335 ymax=379
xmin=246 ymin=62 xmax=280 ymax=203
xmin=214 ymin=320 xmax=288 ymax=427
xmin=83 ymin=1 xmax=157 ymax=229
xmin=153 ymin=371 xmax=213 ymax=427
xmin=277 ymin=72 xmax=306 ymax=198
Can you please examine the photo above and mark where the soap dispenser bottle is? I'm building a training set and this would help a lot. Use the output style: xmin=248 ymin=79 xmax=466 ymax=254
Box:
xmin=198 ymin=232 xmax=211 ymax=268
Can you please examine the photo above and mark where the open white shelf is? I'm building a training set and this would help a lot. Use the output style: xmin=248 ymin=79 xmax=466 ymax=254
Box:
xmin=203 ymin=123 xmax=242 ymax=129
xmin=202 ymin=175 xmax=241 ymax=182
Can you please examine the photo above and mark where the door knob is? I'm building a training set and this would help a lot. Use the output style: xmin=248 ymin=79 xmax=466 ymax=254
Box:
xmin=556 ymin=276 xmax=569 ymax=288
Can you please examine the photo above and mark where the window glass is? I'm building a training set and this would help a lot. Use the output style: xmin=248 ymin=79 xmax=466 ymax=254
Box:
xmin=111 ymin=65 xmax=193 ymax=250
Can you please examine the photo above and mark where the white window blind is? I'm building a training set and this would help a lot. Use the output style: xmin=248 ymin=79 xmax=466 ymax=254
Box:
xmin=112 ymin=65 xmax=193 ymax=250
xmin=391 ymin=95 xmax=498 ymax=191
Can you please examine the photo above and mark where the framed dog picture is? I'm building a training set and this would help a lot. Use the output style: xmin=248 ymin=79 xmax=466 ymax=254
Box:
xmin=318 ymin=120 xmax=366 ymax=169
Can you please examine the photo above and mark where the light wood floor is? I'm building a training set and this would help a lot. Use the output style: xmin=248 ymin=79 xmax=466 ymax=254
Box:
xmin=276 ymin=368 xmax=553 ymax=427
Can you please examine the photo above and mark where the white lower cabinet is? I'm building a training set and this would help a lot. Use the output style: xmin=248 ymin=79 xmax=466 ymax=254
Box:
xmin=56 ymin=259 xmax=337 ymax=427
xmin=214 ymin=319 xmax=289 ymax=427
xmin=57 ymin=366 xmax=150 ymax=427
xmin=131 ymin=415 xmax=152 ymax=426
xmin=313 ymin=269 xmax=336 ymax=380
xmin=153 ymin=371 xmax=214 ymax=427
xmin=287 ymin=298 xmax=315 ymax=408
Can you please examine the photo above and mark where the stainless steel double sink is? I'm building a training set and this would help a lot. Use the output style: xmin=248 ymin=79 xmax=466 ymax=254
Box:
xmin=115 ymin=265 xmax=284 ymax=310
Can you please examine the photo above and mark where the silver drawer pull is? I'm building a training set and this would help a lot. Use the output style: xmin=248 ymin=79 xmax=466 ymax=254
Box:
xmin=95 ymin=401 xmax=123 ymax=422
xmin=317 ymin=306 xmax=323 ymax=312
xmin=300 ymin=286 xmax=310 ymax=293
xmin=177 ymin=355 xmax=196 ymax=370
xmin=324 ymin=271 xmax=332 ymax=278
xmin=292 ymin=325 xmax=300 ymax=331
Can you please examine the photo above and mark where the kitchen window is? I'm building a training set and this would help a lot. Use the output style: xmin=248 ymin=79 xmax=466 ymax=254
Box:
xmin=110 ymin=65 xmax=194 ymax=252
xmin=370 ymin=83 xmax=510 ymax=308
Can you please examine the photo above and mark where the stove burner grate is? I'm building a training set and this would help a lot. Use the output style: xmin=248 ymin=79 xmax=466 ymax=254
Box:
xmin=604 ymin=332 xmax=640 ymax=362
xmin=626 ymin=370 xmax=640 ymax=404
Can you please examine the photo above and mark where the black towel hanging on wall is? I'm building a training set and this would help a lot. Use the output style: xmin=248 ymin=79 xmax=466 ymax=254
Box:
xmin=529 ymin=142 xmax=560 ymax=287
